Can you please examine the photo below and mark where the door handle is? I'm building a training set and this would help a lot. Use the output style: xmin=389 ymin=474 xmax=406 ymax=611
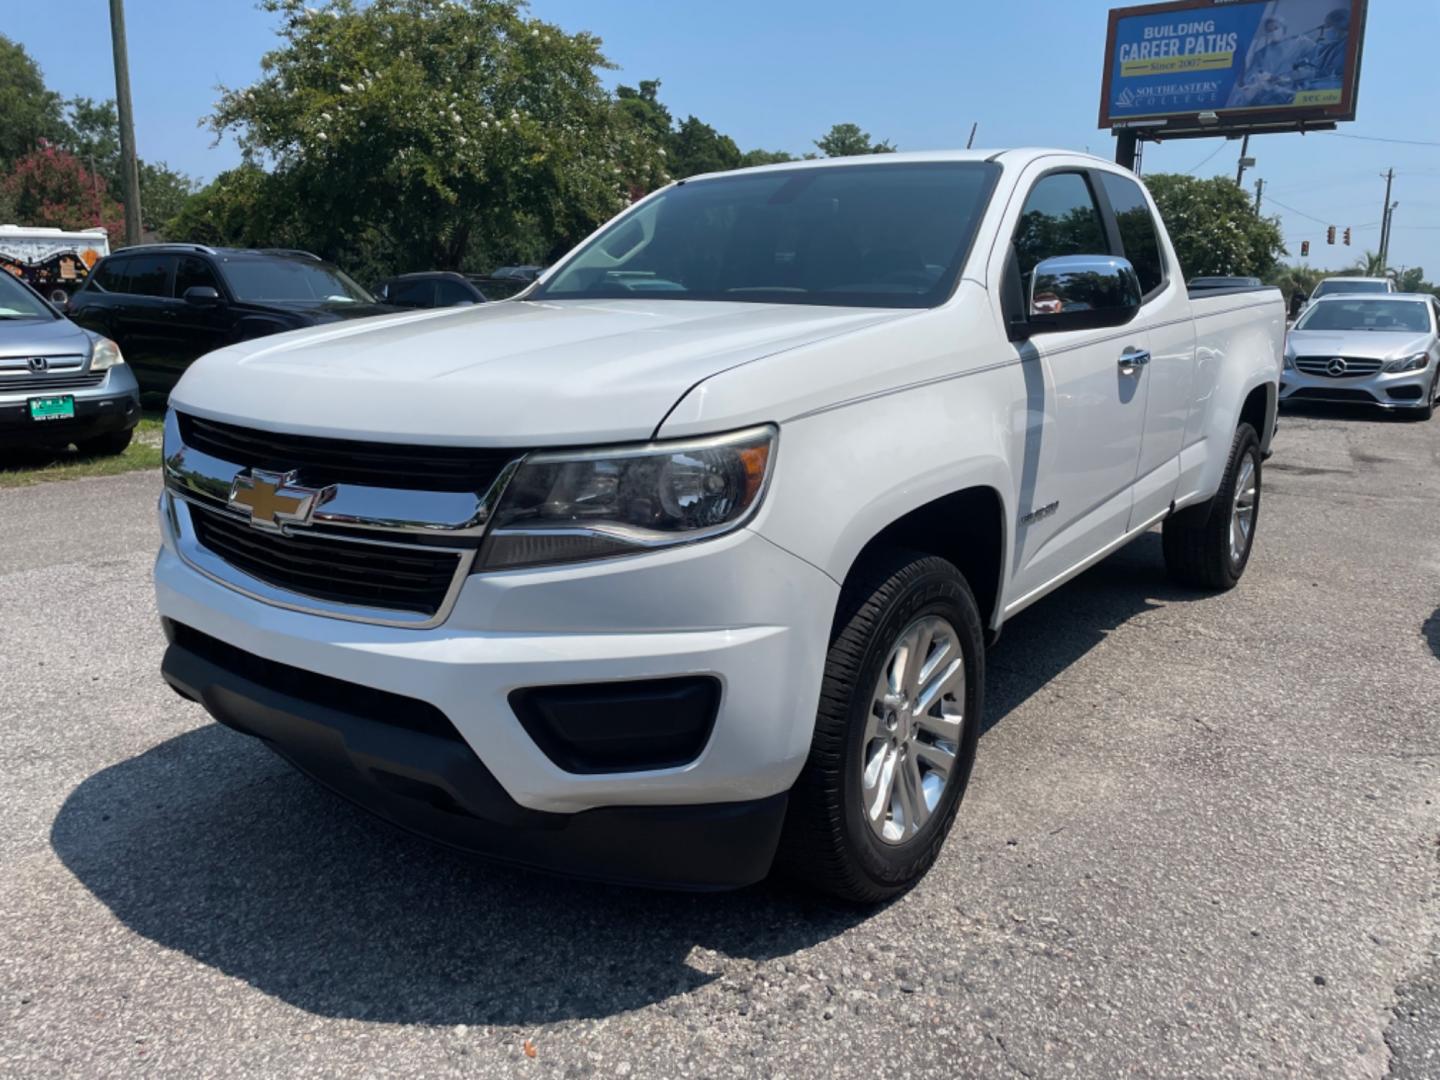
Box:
xmin=1118 ymin=349 xmax=1151 ymax=374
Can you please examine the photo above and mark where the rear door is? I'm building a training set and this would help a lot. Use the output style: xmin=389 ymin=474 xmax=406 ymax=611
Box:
xmin=1000 ymin=168 xmax=1150 ymax=606
xmin=1094 ymin=170 xmax=1197 ymax=529
xmin=111 ymin=253 xmax=178 ymax=389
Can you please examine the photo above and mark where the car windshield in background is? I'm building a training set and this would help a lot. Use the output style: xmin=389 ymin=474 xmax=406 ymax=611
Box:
xmin=0 ymin=272 xmax=55 ymax=319
xmin=1296 ymin=299 xmax=1431 ymax=333
xmin=533 ymin=162 xmax=1000 ymax=308
xmin=1312 ymin=280 xmax=1390 ymax=298
xmin=220 ymin=258 xmax=373 ymax=304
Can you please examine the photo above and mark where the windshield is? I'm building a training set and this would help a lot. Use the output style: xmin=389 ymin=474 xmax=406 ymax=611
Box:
xmin=220 ymin=258 xmax=373 ymax=304
xmin=1295 ymin=299 xmax=1432 ymax=333
xmin=533 ymin=162 xmax=1000 ymax=308
xmin=0 ymin=272 xmax=56 ymax=319
xmin=1312 ymin=279 xmax=1389 ymax=298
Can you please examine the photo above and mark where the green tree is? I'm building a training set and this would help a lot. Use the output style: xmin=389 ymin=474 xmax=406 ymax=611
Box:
xmin=1343 ymin=250 xmax=1388 ymax=277
xmin=1144 ymin=173 xmax=1285 ymax=279
xmin=0 ymin=35 xmax=66 ymax=167
xmin=814 ymin=122 xmax=895 ymax=158
xmin=668 ymin=116 xmax=741 ymax=178
xmin=163 ymin=165 xmax=285 ymax=248
xmin=615 ymin=80 xmax=672 ymax=145
xmin=208 ymin=0 xmax=667 ymax=280
xmin=1265 ymin=262 xmax=1324 ymax=305
xmin=739 ymin=148 xmax=794 ymax=168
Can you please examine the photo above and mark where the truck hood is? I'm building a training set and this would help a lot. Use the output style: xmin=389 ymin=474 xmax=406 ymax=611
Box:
xmin=171 ymin=299 xmax=911 ymax=445
xmin=1287 ymin=329 xmax=1432 ymax=361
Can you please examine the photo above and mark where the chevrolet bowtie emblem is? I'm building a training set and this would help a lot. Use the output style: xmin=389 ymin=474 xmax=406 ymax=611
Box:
xmin=228 ymin=469 xmax=332 ymax=531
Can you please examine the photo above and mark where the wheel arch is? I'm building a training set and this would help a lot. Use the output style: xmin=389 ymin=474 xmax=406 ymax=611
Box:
xmin=840 ymin=486 xmax=1008 ymax=637
xmin=1239 ymin=380 xmax=1276 ymax=450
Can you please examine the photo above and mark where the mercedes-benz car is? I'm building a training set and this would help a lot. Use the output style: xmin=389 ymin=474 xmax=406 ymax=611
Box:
xmin=1281 ymin=293 xmax=1440 ymax=420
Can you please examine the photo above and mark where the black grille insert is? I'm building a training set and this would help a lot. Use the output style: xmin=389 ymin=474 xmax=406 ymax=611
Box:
xmin=0 ymin=371 xmax=105 ymax=393
xmin=177 ymin=411 xmax=520 ymax=493
xmin=189 ymin=504 xmax=462 ymax=616
xmin=165 ymin=620 xmax=463 ymax=742
xmin=1288 ymin=387 xmax=1379 ymax=404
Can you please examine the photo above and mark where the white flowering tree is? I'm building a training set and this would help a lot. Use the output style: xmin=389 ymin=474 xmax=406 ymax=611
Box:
xmin=206 ymin=0 xmax=667 ymax=276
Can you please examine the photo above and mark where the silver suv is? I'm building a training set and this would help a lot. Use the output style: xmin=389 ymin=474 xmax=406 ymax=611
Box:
xmin=0 ymin=271 xmax=139 ymax=454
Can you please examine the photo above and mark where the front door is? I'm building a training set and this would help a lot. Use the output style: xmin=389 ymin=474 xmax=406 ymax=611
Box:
xmin=1002 ymin=169 xmax=1150 ymax=607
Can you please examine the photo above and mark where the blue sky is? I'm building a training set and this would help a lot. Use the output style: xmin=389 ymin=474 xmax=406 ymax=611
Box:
xmin=8 ymin=0 xmax=1439 ymax=275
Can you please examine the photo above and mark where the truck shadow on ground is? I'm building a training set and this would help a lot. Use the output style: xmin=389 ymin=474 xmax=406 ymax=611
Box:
xmin=51 ymin=531 xmax=1204 ymax=1026
xmin=1425 ymin=609 xmax=1440 ymax=661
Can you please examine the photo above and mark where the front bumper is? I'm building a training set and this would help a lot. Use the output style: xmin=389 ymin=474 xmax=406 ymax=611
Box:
xmin=0 ymin=366 xmax=141 ymax=445
xmin=155 ymin=495 xmax=838 ymax=884
xmin=1279 ymin=363 xmax=1435 ymax=409
xmin=160 ymin=620 xmax=788 ymax=889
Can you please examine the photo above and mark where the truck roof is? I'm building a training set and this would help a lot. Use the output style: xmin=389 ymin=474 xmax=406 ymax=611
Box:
xmin=680 ymin=147 xmax=1117 ymax=184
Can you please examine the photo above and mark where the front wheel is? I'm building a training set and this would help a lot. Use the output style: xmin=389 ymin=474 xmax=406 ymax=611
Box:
xmin=778 ymin=550 xmax=984 ymax=903
xmin=1163 ymin=422 xmax=1262 ymax=590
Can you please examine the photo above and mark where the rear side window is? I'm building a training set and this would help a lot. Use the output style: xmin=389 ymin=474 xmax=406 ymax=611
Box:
xmin=1012 ymin=172 xmax=1108 ymax=285
xmin=1098 ymin=173 xmax=1165 ymax=296
xmin=435 ymin=279 xmax=476 ymax=305
xmin=93 ymin=257 xmax=132 ymax=294
xmin=390 ymin=279 xmax=436 ymax=307
xmin=174 ymin=256 xmax=221 ymax=297
xmin=126 ymin=254 xmax=174 ymax=298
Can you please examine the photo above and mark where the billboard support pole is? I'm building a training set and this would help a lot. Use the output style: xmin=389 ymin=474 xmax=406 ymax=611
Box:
xmin=1115 ymin=129 xmax=1138 ymax=172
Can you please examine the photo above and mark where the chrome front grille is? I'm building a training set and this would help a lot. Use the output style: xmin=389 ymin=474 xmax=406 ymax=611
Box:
xmin=0 ymin=355 xmax=98 ymax=394
xmin=162 ymin=410 xmax=523 ymax=627
xmin=1294 ymin=356 xmax=1384 ymax=378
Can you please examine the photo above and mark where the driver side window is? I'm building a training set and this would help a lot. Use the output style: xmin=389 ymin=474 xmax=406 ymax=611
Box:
xmin=1012 ymin=173 xmax=1108 ymax=287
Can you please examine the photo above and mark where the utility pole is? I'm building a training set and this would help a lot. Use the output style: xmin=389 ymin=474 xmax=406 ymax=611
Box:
xmin=108 ymin=0 xmax=143 ymax=247
xmin=1234 ymin=133 xmax=1251 ymax=187
xmin=1377 ymin=168 xmax=1395 ymax=270
xmin=1253 ymin=177 xmax=1265 ymax=213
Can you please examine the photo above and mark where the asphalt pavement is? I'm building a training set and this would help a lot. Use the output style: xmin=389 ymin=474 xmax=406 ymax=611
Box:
xmin=2 ymin=404 xmax=1438 ymax=1079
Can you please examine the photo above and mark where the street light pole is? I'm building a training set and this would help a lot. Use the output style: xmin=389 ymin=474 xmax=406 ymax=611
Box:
xmin=108 ymin=0 xmax=143 ymax=247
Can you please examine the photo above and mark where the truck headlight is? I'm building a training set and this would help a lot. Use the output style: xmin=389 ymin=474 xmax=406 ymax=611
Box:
xmin=90 ymin=336 xmax=125 ymax=372
xmin=1384 ymin=352 xmax=1430 ymax=373
xmin=478 ymin=425 xmax=777 ymax=570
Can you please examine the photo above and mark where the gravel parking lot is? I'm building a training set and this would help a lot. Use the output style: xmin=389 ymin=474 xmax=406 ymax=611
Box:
xmin=2 ymin=406 xmax=1438 ymax=1079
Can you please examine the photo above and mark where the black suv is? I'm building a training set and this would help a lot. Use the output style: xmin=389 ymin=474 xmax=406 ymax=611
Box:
xmin=374 ymin=269 xmax=536 ymax=307
xmin=68 ymin=245 xmax=398 ymax=393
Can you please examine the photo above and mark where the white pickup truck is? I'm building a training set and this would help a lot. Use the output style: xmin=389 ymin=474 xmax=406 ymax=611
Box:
xmin=157 ymin=149 xmax=1284 ymax=900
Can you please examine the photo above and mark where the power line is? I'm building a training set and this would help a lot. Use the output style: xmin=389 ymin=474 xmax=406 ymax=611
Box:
xmin=1184 ymin=141 xmax=1226 ymax=175
xmin=1320 ymin=132 xmax=1440 ymax=149
xmin=1265 ymin=195 xmax=1332 ymax=226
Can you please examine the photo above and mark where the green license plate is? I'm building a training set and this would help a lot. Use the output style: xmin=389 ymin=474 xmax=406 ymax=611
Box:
xmin=29 ymin=395 xmax=75 ymax=422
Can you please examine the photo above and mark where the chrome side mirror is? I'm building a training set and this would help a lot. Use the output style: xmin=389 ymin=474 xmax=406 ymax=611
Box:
xmin=1012 ymin=255 xmax=1142 ymax=340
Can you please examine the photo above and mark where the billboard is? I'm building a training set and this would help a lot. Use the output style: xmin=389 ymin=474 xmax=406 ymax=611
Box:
xmin=1099 ymin=0 xmax=1367 ymax=133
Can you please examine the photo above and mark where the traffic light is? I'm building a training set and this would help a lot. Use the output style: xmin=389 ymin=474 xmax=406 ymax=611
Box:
xmin=1301 ymin=240 xmax=1310 ymax=257
xmin=1343 ymin=227 xmax=1352 ymax=246
xmin=1327 ymin=225 xmax=1336 ymax=244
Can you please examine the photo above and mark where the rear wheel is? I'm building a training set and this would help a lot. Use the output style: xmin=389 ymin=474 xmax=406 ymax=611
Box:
xmin=778 ymin=550 xmax=984 ymax=903
xmin=1163 ymin=422 xmax=1262 ymax=590
xmin=75 ymin=427 xmax=134 ymax=457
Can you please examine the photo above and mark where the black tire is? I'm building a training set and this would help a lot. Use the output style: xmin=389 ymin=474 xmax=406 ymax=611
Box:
xmin=75 ymin=427 xmax=134 ymax=457
xmin=777 ymin=550 xmax=984 ymax=903
xmin=1162 ymin=422 xmax=1262 ymax=591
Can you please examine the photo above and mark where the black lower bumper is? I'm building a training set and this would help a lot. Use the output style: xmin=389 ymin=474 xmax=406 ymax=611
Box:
xmin=159 ymin=622 xmax=787 ymax=890
xmin=0 ymin=391 xmax=140 ymax=446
